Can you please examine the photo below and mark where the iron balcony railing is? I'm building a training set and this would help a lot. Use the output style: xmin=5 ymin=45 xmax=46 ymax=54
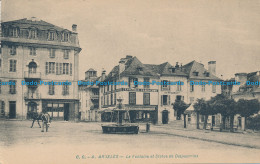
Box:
xmin=24 ymin=92 xmax=41 ymax=99
xmin=24 ymin=71 xmax=41 ymax=79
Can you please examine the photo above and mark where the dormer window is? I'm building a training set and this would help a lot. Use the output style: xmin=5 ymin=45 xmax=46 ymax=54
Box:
xmin=169 ymin=67 xmax=175 ymax=73
xmin=48 ymin=31 xmax=55 ymax=41
xmin=62 ymin=32 xmax=69 ymax=42
xmin=9 ymin=27 xmax=19 ymax=37
xmin=29 ymin=29 xmax=37 ymax=39
xmin=193 ymin=71 xmax=199 ymax=76
xmin=137 ymin=66 xmax=143 ymax=71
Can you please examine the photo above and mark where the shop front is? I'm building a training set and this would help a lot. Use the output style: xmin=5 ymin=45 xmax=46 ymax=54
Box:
xmin=42 ymin=100 xmax=79 ymax=121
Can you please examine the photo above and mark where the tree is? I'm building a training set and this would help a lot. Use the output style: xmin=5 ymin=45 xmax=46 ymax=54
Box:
xmin=173 ymin=100 xmax=190 ymax=128
xmin=237 ymin=99 xmax=260 ymax=130
xmin=193 ymin=98 xmax=208 ymax=129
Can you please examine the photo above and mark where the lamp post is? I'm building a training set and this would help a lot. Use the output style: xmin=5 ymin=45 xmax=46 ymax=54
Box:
xmin=117 ymin=96 xmax=124 ymax=125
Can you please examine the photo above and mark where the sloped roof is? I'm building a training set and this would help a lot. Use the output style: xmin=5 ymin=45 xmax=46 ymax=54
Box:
xmin=2 ymin=18 xmax=72 ymax=32
xmin=182 ymin=60 xmax=222 ymax=81
xmin=85 ymin=68 xmax=96 ymax=72
xmin=120 ymin=57 xmax=158 ymax=77
xmin=104 ymin=57 xmax=221 ymax=82
xmin=145 ymin=62 xmax=187 ymax=76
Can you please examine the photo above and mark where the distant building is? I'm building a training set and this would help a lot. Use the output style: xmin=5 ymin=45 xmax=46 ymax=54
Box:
xmin=79 ymin=68 xmax=100 ymax=121
xmin=0 ymin=17 xmax=81 ymax=120
xmin=221 ymin=71 xmax=260 ymax=130
xmin=232 ymin=71 xmax=260 ymax=101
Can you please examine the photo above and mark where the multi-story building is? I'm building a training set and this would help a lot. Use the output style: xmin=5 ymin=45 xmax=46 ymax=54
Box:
xmin=0 ymin=17 xmax=81 ymax=120
xmin=79 ymin=68 xmax=101 ymax=121
xmin=99 ymin=56 xmax=222 ymax=124
xmin=183 ymin=61 xmax=222 ymax=127
xmin=100 ymin=56 xmax=160 ymax=123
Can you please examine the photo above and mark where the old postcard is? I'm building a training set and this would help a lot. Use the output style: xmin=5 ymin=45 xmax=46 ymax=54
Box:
xmin=0 ymin=0 xmax=260 ymax=164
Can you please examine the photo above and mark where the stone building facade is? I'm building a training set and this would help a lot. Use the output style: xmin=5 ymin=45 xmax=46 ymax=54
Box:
xmin=99 ymin=56 xmax=222 ymax=124
xmin=0 ymin=17 xmax=81 ymax=120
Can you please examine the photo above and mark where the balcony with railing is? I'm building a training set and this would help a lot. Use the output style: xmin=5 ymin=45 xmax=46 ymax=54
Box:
xmin=90 ymin=94 xmax=99 ymax=99
xmin=24 ymin=71 xmax=41 ymax=80
xmin=24 ymin=92 xmax=41 ymax=99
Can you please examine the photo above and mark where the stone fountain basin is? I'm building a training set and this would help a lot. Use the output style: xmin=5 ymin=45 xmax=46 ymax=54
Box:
xmin=101 ymin=124 xmax=139 ymax=134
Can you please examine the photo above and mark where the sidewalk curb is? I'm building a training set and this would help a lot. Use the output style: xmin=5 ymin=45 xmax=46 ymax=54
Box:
xmin=150 ymin=131 xmax=260 ymax=149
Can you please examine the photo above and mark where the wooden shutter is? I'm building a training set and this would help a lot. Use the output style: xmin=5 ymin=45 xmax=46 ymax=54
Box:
xmin=13 ymin=60 xmax=17 ymax=72
xmin=161 ymin=95 xmax=163 ymax=106
xmin=70 ymin=63 xmax=72 ymax=76
xmin=10 ymin=60 xmax=13 ymax=72
xmin=56 ymin=63 xmax=59 ymax=75
xmin=45 ymin=62 xmax=48 ymax=74
xmin=168 ymin=95 xmax=171 ymax=105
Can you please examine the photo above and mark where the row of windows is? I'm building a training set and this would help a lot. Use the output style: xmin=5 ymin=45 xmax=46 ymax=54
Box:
xmin=3 ymin=60 xmax=73 ymax=75
xmin=190 ymin=84 xmax=216 ymax=93
xmin=0 ymin=80 xmax=16 ymax=94
xmin=0 ymin=80 xmax=70 ymax=96
xmin=7 ymin=27 xmax=70 ymax=42
xmin=45 ymin=62 xmax=72 ymax=75
xmin=48 ymin=85 xmax=69 ymax=96
xmin=8 ymin=46 xmax=71 ymax=59
xmin=101 ymin=78 xmax=218 ymax=94
xmin=101 ymin=92 xmax=150 ymax=106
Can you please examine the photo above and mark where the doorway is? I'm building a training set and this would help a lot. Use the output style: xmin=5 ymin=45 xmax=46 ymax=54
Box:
xmin=64 ymin=103 xmax=69 ymax=121
xmin=162 ymin=110 xmax=169 ymax=124
xmin=9 ymin=101 xmax=16 ymax=119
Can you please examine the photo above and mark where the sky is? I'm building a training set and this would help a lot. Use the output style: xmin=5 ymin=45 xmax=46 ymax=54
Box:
xmin=1 ymin=0 xmax=260 ymax=80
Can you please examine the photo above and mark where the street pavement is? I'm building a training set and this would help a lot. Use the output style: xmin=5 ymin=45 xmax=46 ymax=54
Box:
xmin=0 ymin=120 xmax=260 ymax=164
xmin=150 ymin=121 xmax=260 ymax=149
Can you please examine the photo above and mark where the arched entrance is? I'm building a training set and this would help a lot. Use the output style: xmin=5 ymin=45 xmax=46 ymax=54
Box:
xmin=162 ymin=110 xmax=169 ymax=124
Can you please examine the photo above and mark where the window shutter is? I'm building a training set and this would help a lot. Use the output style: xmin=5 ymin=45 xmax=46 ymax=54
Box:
xmin=13 ymin=60 xmax=16 ymax=72
xmin=161 ymin=81 xmax=163 ymax=90
xmin=56 ymin=63 xmax=59 ymax=75
xmin=9 ymin=46 xmax=12 ymax=55
xmin=48 ymin=85 xmax=51 ymax=95
xmin=53 ymin=49 xmax=55 ymax=58
xmin=169 ymin=80 xmax=171 ymax=91
xmin=168 ymin=95 xmax=171 ymax=105
xmin=70 ymin=63 xmax=72 ymax=76
xmin=161 ymin=95 xmax=163 ymax=106
xmin=49 ymin=49 xmax=51 ymax=58
xmin=10 ymin=60 xmax=13 ymax=72
xmin=45 ymin=62 xmax=48 ymax=75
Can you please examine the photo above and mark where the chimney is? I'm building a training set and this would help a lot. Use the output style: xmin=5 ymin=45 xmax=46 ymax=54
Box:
xmin=208 ymin=61 xmax=216 ymax=76
xmin=175 ymin=62 xmax=179 ymax=68
xmin=101 ymin=70 xmax=106 ymax=81
xmin=119 ymin=60 xmax=126 ymax=74
xmin=72 ymin=24 xmax=77 ymax=32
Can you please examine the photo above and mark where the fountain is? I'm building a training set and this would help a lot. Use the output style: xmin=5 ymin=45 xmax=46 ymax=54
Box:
xmin=101 ymin=97 xmax=139 ymax=134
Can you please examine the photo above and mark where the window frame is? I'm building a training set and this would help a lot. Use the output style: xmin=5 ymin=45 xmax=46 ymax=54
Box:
xmin=129 ymin=92 xmax=136 ymax=105
xmin=143 ymin=93 xmax=150 ymax=105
